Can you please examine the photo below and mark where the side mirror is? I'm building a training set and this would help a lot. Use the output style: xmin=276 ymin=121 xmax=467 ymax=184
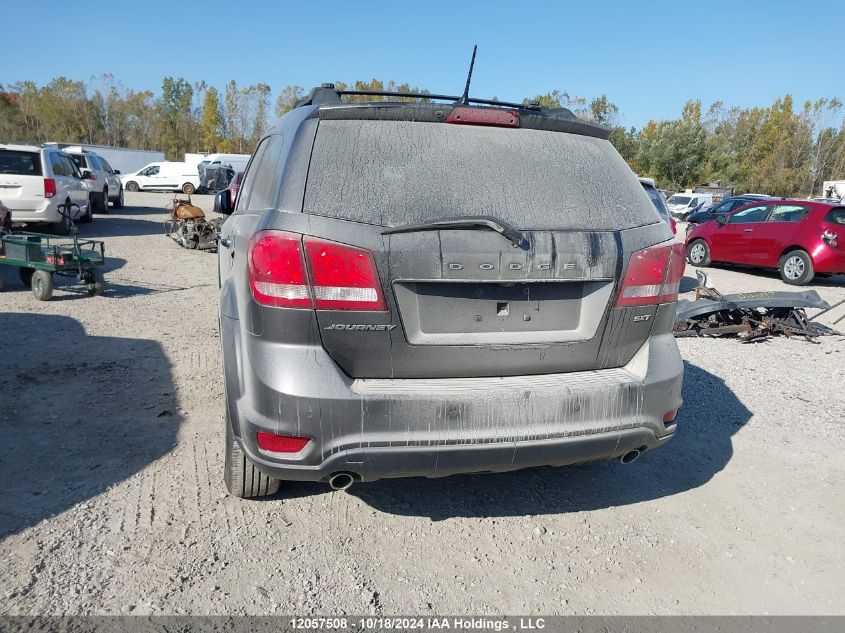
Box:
xmin=717 ymin=215 xmax=728 ymax=225
xmin=113 ymin=169 xmax=121 ymax=175
xmin=214 ymin=189 xmax=234 ymax=215
xmin=81 ymin=170 xmax=93 ymax=179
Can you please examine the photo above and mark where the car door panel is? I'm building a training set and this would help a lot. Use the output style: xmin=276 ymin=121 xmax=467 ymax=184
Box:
xmin=713 ymin=204 xmax=772 ymax=264
xmin=752 ymin=205 xmax=809 ymax=266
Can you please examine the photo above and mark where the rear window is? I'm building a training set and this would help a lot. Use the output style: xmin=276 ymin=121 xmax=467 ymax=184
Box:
xmin=0 ymin=150 xmax=43 ymax=176
xmin=823 ymin=208 xmax=845 ymax=225
xmin=642 ymin=185 xmax=670 ymax=221
xmin=303 ymin=120 xmax=658 ymax=230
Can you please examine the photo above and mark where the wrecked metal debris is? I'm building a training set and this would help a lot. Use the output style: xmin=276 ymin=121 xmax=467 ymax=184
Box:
xmin=673 ymin=271 xmax=837 ymax=343
xmin=164 ymin=196 xmax=222 ymax=252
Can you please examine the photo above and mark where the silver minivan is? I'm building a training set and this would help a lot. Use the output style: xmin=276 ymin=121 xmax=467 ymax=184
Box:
xmin=0 ymin=144 xmax=91 ymax=232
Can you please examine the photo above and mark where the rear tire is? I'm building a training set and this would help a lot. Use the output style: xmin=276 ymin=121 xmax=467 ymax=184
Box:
xmin=224 ymin=414 xmax=280 ymax=498
xmin=19 ymin=268 xmax=34 ymax=286
xmin=53 ymin=201 xmax=73 ymax=235
xmin=85 ymin=269 xmax=105 ymax=296
xmin=778 ymin=250 xmax=814 ymax=285
xmin=182 ymin=182 xmax=196 ymax=195
xmin=126 ymin=181 xmax=139 ymax=192
xmin=31 ymin=270 xmax=54 ymax=301
xmin=687 ymin=239 xmax=711 ymax=266
xmin=91 ymin=189 xmax=107 ymax=214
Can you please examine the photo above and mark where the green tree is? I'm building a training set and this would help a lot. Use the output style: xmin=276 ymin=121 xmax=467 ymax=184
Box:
xmin=275 ymin=85 xmax=304 ymax=118
xmin=200 ymin=87 xmax=224 ymax=152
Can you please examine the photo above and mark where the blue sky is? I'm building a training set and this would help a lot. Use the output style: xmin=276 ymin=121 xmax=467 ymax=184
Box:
xmin=3 ymin=0 xmax=842 ymax=129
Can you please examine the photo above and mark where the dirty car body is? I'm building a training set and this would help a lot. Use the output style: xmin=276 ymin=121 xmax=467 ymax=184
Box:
xmin=217 ymin=87 xmax=685 ymax=497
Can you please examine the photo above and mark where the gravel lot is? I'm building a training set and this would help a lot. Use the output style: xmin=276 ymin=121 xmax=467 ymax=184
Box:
xmin=1 ymin=193 xmax=843 ymax=615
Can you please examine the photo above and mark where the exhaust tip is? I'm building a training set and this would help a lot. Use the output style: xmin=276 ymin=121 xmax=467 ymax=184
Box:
xmin=328 ymin=472 xmax=355 ymax=491
xmin=619 ymin=449 xmax=641 ymax=465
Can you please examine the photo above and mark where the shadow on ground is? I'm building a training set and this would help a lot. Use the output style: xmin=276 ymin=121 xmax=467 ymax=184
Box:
xmin=0 ymin=313 xmax=181 ymax=538
xmin=278 ymin=361 xmax=750 ymax=519
xmin=703 ymin=263 xmax=845 ymax=287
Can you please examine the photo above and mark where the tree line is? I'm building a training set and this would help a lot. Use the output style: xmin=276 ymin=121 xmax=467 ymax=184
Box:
xmin=2 ymin=75 xmax=843 ymax=197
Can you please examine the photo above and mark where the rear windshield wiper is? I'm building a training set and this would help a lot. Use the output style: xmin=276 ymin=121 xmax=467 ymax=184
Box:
xmin=382 ymin=215 xmax=526 ymax=247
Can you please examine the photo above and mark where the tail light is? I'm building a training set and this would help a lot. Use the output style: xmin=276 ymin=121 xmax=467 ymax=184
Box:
xmin=44 ymin=178 xmax=56 ymax=199
xmin=616 ymin=242 xmax=685 ymax=307
xmin=256 ymin=432 xmax=310 ymax=453
xmin=304 ymin=237 xmax=387 ymax=311
xmin=821 ymin=228 xmax=838 ymax=248
xmin=248 ymin=230 xmax=387 ymax=311
xmin=669 ymin=217 xmax=677 ymax=235
xmin=446 ymin=106 xmax=519 ymax=128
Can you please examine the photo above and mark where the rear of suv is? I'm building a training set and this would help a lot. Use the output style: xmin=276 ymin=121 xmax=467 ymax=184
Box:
xmin=0 ymin=144 xmax=90 ymax=232
xmin=64 ymin=147 xmax=124 ymax=212
xmin=216 ymin=86 xmax=685 ymax=498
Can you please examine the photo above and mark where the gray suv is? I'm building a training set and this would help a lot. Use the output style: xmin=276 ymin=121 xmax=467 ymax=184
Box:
xmin=216 ymin=85 xmax=685 ymax=498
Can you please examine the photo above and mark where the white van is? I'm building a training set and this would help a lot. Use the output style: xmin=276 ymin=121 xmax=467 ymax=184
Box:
xmin=666 ymin=192 xmax=713 ymax=220
xmin=0 ymin=144 xmax=91 ymax=232
xmin=120 ymin=162 xmax=201 ymax=194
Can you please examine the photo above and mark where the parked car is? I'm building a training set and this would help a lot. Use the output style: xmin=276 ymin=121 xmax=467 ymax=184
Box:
xmin=121 ymin=162 xmax=200 ymax=194
xmin=686 ymin=199 xmax=845 ymax=284
xmin=666 ymin=192 xmax=714 ymax=220
xmin=0 ymin=144 xmax=90 ymax=232
xmin=0 ymin=199 xmax=10 ymax=232
xmin=685 ymin=194 xmax=771 ymax=226
xmin=214 ymin=84 xmax=685 ymax=498
xmin=64 ymin=147 xmax=124 ymax=212
xmin=226 ymin=171 xmax=242 ymax=207
xmin=639 ymin=177 xmax=676 ymax=234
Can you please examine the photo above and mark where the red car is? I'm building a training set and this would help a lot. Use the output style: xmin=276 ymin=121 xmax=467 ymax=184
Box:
xmin=227 ymin=171 xmax=243 ymax=207
xmin=685 ymin=199 xmax=845 ymax=284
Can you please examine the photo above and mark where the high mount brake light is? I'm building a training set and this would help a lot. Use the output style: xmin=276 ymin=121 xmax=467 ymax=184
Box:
xmin=446 ymin=107 xmax=519 ymax=128
xmin=616 ymin=242 xmax=685 ymax=307
xmin=248 ymin=230 xmax=387 ymax=311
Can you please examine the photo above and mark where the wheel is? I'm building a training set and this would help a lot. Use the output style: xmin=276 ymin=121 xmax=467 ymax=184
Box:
xmin=778 ymin=250 xmax=814 ymax=285
xmin=53 ymin=201 xmax=73 ymax=235
xmin=80 ymin=196 xmax=94 ymax=223
xmin=31 ymin=270 xmax=54 ymax=301
xmin=19 ymin=267 xmax=34 ymax=286
xmin=90 ymin=189 xmax=106 ymax=214
xmin=126 ymin=181 xmax=139 ymax=192
xmin=224 ymin=413 xmax=280 ymax=498
xmin=99 ymin=189 xmax=109 ymax=214
xmin=182 ymin=182 xmax=196 ymax=195
xmin=687 ymin=239 xmax=711 ymax=266
xmin=112 ymin=187 xmax=124 ymax=209
xmin=85 ymin=269 xmax=105 ymax=296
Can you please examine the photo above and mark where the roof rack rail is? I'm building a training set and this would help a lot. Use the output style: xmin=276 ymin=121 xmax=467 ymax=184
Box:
xmin=295 ymin=85 xmax=541 ymax=111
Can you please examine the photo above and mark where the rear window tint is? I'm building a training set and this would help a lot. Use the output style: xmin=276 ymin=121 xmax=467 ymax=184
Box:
xmin=303 ymin=120 xmax=658 ymax=230
xmin=0 ymin=150 xmax=42 ymax=176
xmin=824 ymin=208 xmax=845 ymax=225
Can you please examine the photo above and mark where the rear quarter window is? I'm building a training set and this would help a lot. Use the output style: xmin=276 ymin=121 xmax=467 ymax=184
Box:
xmin=0 ymin=150 xmax=43 ymax=176
xmin=303 ymin=120 xmax=658 ymax=230
xmin=823 ymin=208 xmax=845 ymax=225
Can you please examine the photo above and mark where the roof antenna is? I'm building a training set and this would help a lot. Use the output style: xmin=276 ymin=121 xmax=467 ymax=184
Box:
xmin=457 ymin=45 xmax=477 ymax=105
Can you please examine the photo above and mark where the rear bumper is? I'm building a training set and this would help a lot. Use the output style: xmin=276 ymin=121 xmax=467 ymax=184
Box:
xmin=8 ymin=200 xmax=62 ymax=224
xmin=812 ymin=245 xmax=845 ymax=274
xmin=223 ymin=317 xmax=683 ymax=482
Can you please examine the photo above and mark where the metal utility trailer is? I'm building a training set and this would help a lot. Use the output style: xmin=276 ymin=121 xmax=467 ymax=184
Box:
xmin=0 ymin=232 xmax=106 ymax=300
